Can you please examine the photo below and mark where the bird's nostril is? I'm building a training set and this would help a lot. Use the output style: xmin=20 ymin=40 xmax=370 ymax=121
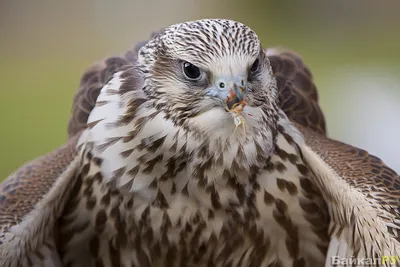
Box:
xmin=219 ymin=82 xmax=225 ymax=89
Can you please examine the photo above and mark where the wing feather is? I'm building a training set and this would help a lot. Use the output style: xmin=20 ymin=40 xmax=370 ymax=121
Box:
xmin=67 ymin=29 xmax=164 ymax=138
xmin=266 ymin=48 xmax=327 ymax=135
xmin=0 ymin=135 xmax=82 ymax=267
xmin=270 ymin=48 xmax=400 ymax=265
xmin=0 ymin=36 xmax=144 ymax=266
xmin=296 ymin=124 xmax=400 ymax=266
xmin=68 ymin=56 xmax=134 ymax=137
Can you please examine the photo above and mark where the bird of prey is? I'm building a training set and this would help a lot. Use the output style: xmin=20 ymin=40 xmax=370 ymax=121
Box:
xmin=1 ymin=19 xmax=400 ymax=267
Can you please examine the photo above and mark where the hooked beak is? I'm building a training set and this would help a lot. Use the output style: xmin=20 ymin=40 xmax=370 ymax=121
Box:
xmin=206 ymin=77 xmax=247 ymax=112
xmin=225 ymin=83 xmax=246 ymax=110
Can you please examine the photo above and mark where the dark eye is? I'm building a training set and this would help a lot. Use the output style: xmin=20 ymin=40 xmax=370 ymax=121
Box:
xmin=182 ymin=61 xmax=201 ymax=80
xmin=250 ymin=58 xmax=259 ymax=72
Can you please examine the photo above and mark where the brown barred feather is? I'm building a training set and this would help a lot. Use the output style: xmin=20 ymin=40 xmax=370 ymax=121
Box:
xmin=67 ymin=30 xmax=163 ymax=138
xmin=67 ymin=57 xmax=133 ymax=137
xmin=0 ymin=133 xmax=80 ymax=233
xmin=267 ymin=49 xmax=327 ymax=135
xmin=295 ymin=122 xmax=400 ymax=242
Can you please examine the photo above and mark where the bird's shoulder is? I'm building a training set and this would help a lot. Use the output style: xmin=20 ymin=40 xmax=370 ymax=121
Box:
xmin=266 ymin=48 xmax=326 ymax=135
xmin=67 ymin=28 xmax=164 ymax=138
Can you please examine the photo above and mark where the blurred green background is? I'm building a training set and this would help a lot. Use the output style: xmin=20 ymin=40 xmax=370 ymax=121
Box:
xmin=0 ymin=0 xmax=399 ymax=180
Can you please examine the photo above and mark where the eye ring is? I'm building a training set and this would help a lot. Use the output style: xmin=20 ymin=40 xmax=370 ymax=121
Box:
xmin=250 ymin=58 xmax=259 ymax=73
xmin=182 ymin=61 xmax=201 ymax=80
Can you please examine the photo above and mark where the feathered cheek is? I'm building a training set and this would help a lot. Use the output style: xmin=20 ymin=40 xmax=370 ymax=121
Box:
xmin=189 ymin=108 xmax=234 ymax=134
xmin=241 ymin=105 xmax=264 ymax=127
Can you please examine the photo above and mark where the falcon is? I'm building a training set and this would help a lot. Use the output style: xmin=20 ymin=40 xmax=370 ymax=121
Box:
xmin=1 ymin=19 xmax=399 ymax=267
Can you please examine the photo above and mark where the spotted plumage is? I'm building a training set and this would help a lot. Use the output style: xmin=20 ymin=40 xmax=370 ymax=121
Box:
xmin=1 ymin=19 xmax=400 ymax=267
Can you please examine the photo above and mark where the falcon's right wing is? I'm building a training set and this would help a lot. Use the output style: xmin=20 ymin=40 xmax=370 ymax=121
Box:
xmin=0 ymin=135 xmax=82 ymax=267
xmin=0 ymin=51 xmax=136 ymax=267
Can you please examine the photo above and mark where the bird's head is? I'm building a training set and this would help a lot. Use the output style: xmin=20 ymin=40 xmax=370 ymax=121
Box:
xmin=137 ymin=19 xmax=279 ymax=141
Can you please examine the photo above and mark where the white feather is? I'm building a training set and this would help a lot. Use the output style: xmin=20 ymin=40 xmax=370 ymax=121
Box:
xmin=300 ymin=144 xmax=400 ymax=267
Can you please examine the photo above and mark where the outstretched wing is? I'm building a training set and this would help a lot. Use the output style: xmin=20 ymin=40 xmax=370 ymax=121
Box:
xmin=0 ymin=135 xmax=81 ymax=267
xmin=268 ymin=49 xmax=400 ymax=265
xmin=299 ymin=123 xmax=400 ymax=266
xmin=0 ymin=51 xmax=137 ymax=266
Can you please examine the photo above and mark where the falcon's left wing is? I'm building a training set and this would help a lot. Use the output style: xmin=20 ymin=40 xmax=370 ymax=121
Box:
xmin=267 ymin=49 xmax=400 ymax=266
xmin=298 ymin=124 xmax=400 ymax=267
